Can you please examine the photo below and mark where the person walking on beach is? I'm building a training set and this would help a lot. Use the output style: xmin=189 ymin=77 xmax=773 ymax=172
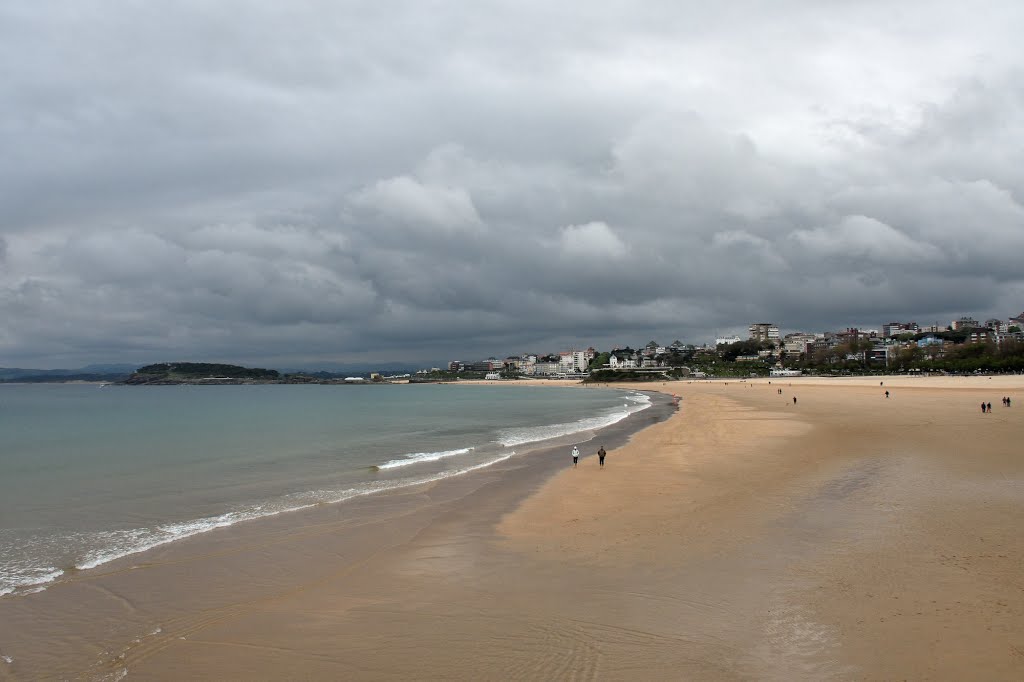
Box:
xmin=981 ymin=402 xmax=987 ymax=413
xmin=571 ymin=445 xmax=580 ymax=467
xmin=793 ymin=396 xmax=797 ymax=405
xmin=885 ymin=390 xmax=889 ymax=398
xmin=598 ymin=445 xmax=606 ymax=468
xmin=987 ymin=402 xmax=993 ymax=412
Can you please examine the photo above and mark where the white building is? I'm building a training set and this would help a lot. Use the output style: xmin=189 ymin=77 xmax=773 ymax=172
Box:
xmin=609 ymin=353 xmax=637 ymax=369
xmin=532 ymin=361 xmax=560 ymax=375
xmin=716 ymin=335 xmax=742 ymax=346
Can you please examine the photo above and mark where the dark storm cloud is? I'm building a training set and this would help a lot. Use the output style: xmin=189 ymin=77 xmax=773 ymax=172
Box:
xmin=1 ymin=1 xmax=1023 ymax=368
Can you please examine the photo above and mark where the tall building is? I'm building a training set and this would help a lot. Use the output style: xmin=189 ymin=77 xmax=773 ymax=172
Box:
xmin=882 ymin=322 xmax=919 ymax=337
xmin=951 ymin=316 xmax=980 ymax=330
xmin=748 ymin=323 xmax=780 ymax=344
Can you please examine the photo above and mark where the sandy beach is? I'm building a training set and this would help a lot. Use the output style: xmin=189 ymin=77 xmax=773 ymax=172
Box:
xmin=1 ymin=376 xmax=1022 ymax=680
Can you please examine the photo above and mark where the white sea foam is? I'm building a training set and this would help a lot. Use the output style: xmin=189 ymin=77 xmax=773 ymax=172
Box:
xmin=75 ymin=508 xmax=312 ymax=571
xmin=376 ymin=447 xmax=474 ymax=470
xmin=2 ymin=655 xmax=12 ymax=664
xmin=0 ymin=566 xmax=63 ymax=597
xmin=62 ymin=451 xmax=518 ymax=577
xmin=99 ymin=668 xmax=128 ymax=682
xmin=496 ymin=392 xmax=651 ymax=447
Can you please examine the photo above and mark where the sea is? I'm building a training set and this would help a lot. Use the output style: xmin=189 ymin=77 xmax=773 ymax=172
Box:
xmin=0 ymin=382 xmax=651 ymax=597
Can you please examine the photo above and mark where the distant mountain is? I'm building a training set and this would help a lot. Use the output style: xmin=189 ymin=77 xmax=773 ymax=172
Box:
xmin=0 ymin=362 xmax=423 ymax=382
xmin=0 ymin=365 xmax=136 ymax=382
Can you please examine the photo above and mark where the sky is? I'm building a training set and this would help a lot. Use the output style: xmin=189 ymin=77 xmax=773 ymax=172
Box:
xmin=2 ymin=1 xmax=1023 ymax=369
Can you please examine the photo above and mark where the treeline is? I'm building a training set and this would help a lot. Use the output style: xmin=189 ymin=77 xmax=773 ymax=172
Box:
xmin=886 ymin=339 xmax=1024 ymax=374
xmin=785 ymin=338 xmax=1024 ymax=375
xmin=133 ymin=362 xmax=280 ymax=379
xmin=585 ymin=370 xmax=670 ymax=383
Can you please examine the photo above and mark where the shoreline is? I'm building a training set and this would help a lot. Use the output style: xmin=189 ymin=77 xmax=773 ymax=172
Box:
xmin=0 ymin=386 xmax=675 ymax=679
xmin=501 ymin=376 xmax=1024 ymax=678
xmin=0 ymin=383 xmax=655 ymax=599
xmin=2 ymin=377 xmax=1022 ymax=679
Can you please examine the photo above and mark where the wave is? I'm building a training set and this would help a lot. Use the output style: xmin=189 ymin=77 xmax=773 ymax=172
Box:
xmin=1 ymin=451 xmax=517 ymax=596
xmin=0 ymin=566 xmax=63 ymax=597
xmin=496 ymin=392 xmax=651 ymax=447
xmin=2 ymin=389 xmax=651 ymax=597
xmin=374 ymin=447 xmax=474 ymax=470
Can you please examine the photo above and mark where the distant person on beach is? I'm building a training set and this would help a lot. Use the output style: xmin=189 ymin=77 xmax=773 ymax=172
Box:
xmin=793 ymin=396 xmax=797 ymax=405
xmin=987 ymin=402 xmax=993 ymax=412
xmin=571 ymin=445 xmax=579 ymax=467
xmin=885 ymin=390 xmax=889 ymax=398
xmin=981 ymin=402 xmax=987 ymax=413
xmin=598 ymin=446 xmax=606 ymax=468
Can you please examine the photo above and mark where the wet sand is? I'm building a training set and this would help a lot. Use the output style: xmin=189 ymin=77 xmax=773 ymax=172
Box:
xmin=504 ymin=376 xmax=1024 ymax=679
xmin=2 ymin=377 xmax=1023 ymax=680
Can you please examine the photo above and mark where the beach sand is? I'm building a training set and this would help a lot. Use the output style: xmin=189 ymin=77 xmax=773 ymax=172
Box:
xmin=1 ymin=376 xmax=1022 ymax=680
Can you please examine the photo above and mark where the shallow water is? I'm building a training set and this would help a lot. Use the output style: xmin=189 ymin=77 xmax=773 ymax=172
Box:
xmin=0 ymin=383 xmax=649 ymax=595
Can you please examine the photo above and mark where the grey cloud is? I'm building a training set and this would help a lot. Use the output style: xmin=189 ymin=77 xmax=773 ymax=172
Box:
xmin=1 ymin=1 xmax=1023 ymax=367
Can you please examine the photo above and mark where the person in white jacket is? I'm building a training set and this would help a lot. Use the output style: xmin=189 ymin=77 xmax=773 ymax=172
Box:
xmin=571 ymin=445 xmax=580 ymax=467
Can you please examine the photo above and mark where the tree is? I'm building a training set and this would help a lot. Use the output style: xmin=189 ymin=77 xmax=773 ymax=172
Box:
xmin=499 ymin=365 xmax=522 ymax=379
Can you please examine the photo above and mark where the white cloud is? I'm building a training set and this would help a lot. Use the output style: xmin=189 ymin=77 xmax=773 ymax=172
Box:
xmin=347 ymin=176 xmax=483 ymax=235
xmin=789 ymin=215 xmax=945 ymax=265
xmin=558 ymin=221 xmax=626 ymax=259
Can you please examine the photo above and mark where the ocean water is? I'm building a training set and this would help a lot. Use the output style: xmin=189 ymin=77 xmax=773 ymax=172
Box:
xmin=0 ymin=383 xmax=650 ymax=596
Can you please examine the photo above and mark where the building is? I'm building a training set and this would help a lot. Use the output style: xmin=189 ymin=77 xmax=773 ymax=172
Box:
xmin=834 ymin=327 xmax=876 ymax=344
xmin=748 ymin=323 xmax=780 ymax=344
xmin=882 ymin=322 xmax=919 ymax=337
xmin=532 ymin=361 xmax=560 ymax=375
xmin=783 ymin=333 xmax=818 ymax=355
xmin=969 ymin=330 xmax=994 ymax=344
xmin=951 ymin=316 xmax=980 ymax=330
xmin=716 ymin=335 xmax=742 ymax=346
xmin=608 ymin=351 xmax=637 ymax=369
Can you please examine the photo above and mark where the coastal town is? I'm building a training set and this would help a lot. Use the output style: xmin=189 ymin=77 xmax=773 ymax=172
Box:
xmin=15 ymin=311 xmax=1022 ymax=386
xmin=434 ymin=311 xmax=1024 ymax=380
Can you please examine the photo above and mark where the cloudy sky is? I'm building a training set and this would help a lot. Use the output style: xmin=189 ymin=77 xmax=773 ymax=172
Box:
xmin=2 ymin=1 xmax=1023 ymax=369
